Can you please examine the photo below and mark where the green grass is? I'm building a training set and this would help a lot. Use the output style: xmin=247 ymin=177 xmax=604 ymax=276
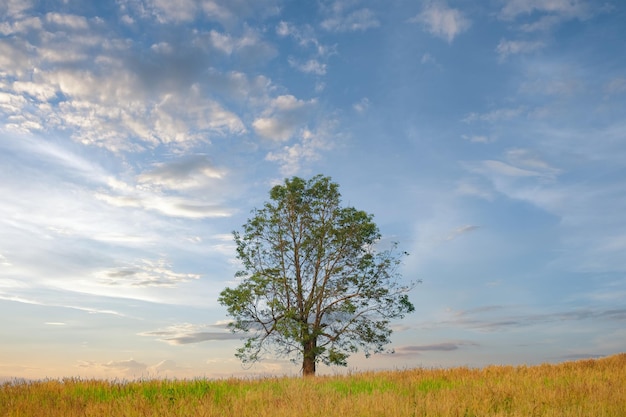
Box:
xmin=1 ymin=353 xmax=625 ymax=416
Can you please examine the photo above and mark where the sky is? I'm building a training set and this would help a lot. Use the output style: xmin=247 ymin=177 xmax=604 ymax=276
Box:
xmin=1 ymin=0 xmax=625 ymax=381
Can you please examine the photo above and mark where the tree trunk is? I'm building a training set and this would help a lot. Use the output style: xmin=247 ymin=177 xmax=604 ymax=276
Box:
xmin=302 ymin=338 xmax=317 ymax=377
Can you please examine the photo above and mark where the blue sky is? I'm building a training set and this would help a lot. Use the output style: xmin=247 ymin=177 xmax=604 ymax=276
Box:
xmin=1 ymin=0 xmax=625 ymax=380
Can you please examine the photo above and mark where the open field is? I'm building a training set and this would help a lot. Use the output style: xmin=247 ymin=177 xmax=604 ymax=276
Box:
xmin=1 ymin=353 xmax=624 ymax=416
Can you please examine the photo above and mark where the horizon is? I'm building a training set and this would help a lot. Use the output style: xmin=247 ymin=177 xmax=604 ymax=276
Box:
xmin=2 ymin=352 xmax=621 ymax=384
xmin=1 ymin=0 xmax=625 ymax=380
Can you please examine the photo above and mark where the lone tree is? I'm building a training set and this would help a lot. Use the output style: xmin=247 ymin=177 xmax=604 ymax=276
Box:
xmin=218 ymin=175 xmax=415 ymax=376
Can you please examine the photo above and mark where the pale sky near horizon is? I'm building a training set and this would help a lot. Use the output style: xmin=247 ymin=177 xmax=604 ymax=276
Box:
xmin=1 ymin=0 xmax=625 ymax=380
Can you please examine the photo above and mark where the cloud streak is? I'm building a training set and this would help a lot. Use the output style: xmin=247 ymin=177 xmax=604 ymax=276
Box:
xmin=393 ymin=341 xmax=479 ymax=356
xmin=431 ymin=306 xmax=626 ymax=332
xmin=140 ymin=323 xmax=240 ymax=345
xmin=98 ymin=259 xmax=200 ymax=288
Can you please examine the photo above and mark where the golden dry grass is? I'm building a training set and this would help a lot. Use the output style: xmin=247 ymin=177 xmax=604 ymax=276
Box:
xmin=1 ymin=353 xmax=624 ymax=416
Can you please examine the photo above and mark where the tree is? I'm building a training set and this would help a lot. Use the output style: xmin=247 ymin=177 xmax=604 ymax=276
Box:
xmin=218 ymin=175 xmax=415 ymax=376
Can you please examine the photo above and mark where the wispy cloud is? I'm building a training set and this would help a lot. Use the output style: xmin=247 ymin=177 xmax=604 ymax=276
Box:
xmin=461 ymin=134 xmax=494 ymax=144
xmin=288 ymin=58 xmax=327 ymax=75
xmin=0 ymin=293 xmax=126 ymax=317
xmin=321 ymin=5 xmax=379 ymax=32
xmin=409 ymin=1 xmax=471 ymax=43
xmin=96 ymin=173 xmax=235 ymax=219
xmin=432 ymin=305 xmax=626 ymax=332
xmin=119 ymin=0 xmax=281 ymax=26
xmin=353 ymin=97 xmax=370 ymax=113
xmin=605 ymin=77 xmax=626 ymax=95
xmin=45 ymin=12 xmax=89 ymax=29
xmin=276 ymin=21 xmax=335 ymax=58
xmin=97 ymin=258 xmax=200 ymax=288
xmin=208 ymin=28 xmax=276 ymax=60
xmin=462 ymin=107 xmax=525 ymax=123
xmin=455 ymin=180 xmax=494 ymax=200
xmin=496 ymin=39 xmax=545 ymax=59
xmin=498 ymin=0 xmax=592 ymax=23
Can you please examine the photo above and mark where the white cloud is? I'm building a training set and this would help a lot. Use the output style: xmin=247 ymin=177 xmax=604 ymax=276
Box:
xmin=496 ymin=39 xmax=545 ymax=59
xmin=479 ymin=160 xmax=545 ymax=178
xmin=462 ymin=150 xmax=562 ymax=211
xmin=45 ymin=13 xmax=89 ymax=29
xmin=410 ymin=1 xmax=471 ymax=43
xmin=122 ymin=0 xmax=281 ymax=25
xmin=504 ymin=148 xmax=561 ymax=176
xmin=353 ymin=97 xmax=369 ymax=113
xmin=276 ymin=20 xmax=291 ymax=36
xmin=461 ymin=134 xmax=493 ymax=143
xmin=276 ymin=21 xmax=334 ymax=59
xmin=252 ymin=95 xmax=317 ymax=141
xmin=498 ymin=0 xmax=596 ymax=34
xmin=209 ymin=30 xmax=237 ymax=54
xmin=0 ymin=139 xmax=235 ymax=314
xmin=0 ymin=4 xmax=289 ymax=153
xmin=0 ymin=16 xmax=42 ymax=35
xmin=605 ymin=77 xmax=626 ymax=95
xmin=0 ymin=292 xmax=127 ymax=317
xmin=76 ymin=359 xmax=149 ymax=377
xmin=138 ymin=155 xmax=224 ymax=190
xmin=151 ymin=0 xmax=198 ymax=23
xmin=0 ymin=0 xmax=34 ymax=19
xmin=12 ymin=81 xmax=58 ymax=101
xmin=95 ymin=188 xmax=234 ymax=219
xmin=499 ymin=0 xmax=591 ymax=21
xmin=0 ymin=39 xmax=31 ymax=76
xmin=273 ymin=94 xmax=311 ymax=112
xmin=321 ymin=8 xmax=380 ymax=32
xmin=265 ymin=123 xmax=335 ymax=176
xmin=120 ymin=14 xmax=134 ymax=25
xmin=288 ymin=58 xmax=327 ymax=75
xmin=208 ymin=28 xmax=275 ymax=59
xmin=520 ymin=77 xmax=583 ymax=97
xmin=455 ymin=180 xmax=494 ymax=200
xmin=253 ymin=118 xmax=295 ymax=141
xmin=140 ymin=322 xmax=240 ymax=345
xmin=0 ymin=91 xmax=28 ymax=114
xmin=467 ymin=149 xmax=560 ymax=182
xmin=148 ymin=360 xmax=186 ymax=376
xmin=519 ymin=15 xmax=562 ymax=32
xmin=7 ymin=65 xmax=246 ymax=151
xmin=421 ymin=53 xmax=436 ymax=65
xmin=150 ymin=41 xmax=172 ymax=54
xmin=462 ymin=107 xmax=525 ymax=123
xmin=97 ymin=258 xmax=200 ymax=288
xmin=276 ymin=21 xmax=311 ymax=44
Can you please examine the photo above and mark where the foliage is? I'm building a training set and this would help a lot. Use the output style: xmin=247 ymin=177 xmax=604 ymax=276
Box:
xmin=1 ymin=354 xmax=625 ymax=416
xmin=218 ymin=175 xmax=415 ymax=375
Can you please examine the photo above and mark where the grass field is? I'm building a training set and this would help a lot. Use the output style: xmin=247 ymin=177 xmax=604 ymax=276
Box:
xmin=1 ymin=353 xmax=624 ymax=416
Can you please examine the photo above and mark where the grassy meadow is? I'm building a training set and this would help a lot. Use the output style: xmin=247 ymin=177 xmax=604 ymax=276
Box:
xmin=1 ymin=353 xmax=624 ymax=416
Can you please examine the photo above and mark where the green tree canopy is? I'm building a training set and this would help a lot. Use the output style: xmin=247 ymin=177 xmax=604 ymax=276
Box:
xmin=218 ymin=175 xmax=415 ymax=376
